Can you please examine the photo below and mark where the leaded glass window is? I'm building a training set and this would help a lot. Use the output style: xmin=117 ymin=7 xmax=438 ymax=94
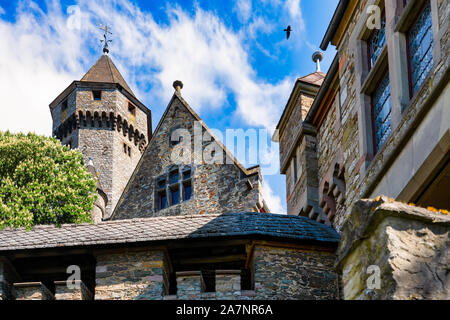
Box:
xmin=368 ymin=15 xmax=386 ymax=69
xmin=408 ymin=2 xmax=433 ymax=95
xmin=372 ymin=74 xmax=392 ymax=152
xmin=155 ymin=166 xmax=193 ymax=211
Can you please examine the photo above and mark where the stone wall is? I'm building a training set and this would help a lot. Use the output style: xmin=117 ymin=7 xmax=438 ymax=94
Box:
xmin=171 ymin=272 xmax=254 ymax=300
xmin=50 ymin=86 xmax=150 ymax=219
xmin=287 ymin=129 xmax=324 ymax=221
xmin=307 ymin=0 xmax=450 ymax=231
xmin=54 ymin=280 xmax=93 ymax=300
xmin=337 ymin=197 xmax=450 ymax=300
xmin=280 ymin=92 xmax=315 ymax=169
xmin=253 ymin=245 xmax=339 ymax=300
xmin=94 ymin=250 xmax=168 ymax=300
xmin=113 ymin=95 xmax=265 ymax=220
xmin=13 ymin=282 xmax=54 ymax=300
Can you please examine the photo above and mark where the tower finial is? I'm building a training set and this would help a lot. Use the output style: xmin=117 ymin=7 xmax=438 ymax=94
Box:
xmin=99 ymin=24 xmax=113 ymax=54
xmin=312 ymin=51 xmax=324 ymax=72
xmin=173 ymin=80 xmax=183 ymax=93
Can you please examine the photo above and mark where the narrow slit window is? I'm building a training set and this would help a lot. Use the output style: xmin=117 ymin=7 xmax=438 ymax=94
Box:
xmin=128 ymin=102 xmax=136 ymax=116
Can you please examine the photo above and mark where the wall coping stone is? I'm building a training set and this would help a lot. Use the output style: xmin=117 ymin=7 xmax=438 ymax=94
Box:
xmin=336 ymin=196 xmax=450 ymax=271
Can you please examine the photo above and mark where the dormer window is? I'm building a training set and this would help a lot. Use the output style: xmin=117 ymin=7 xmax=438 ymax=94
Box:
xmin=128 ymin=102 xmax=136 ymax=116
xmin=93 ymin=90 xmax=102 ymax=101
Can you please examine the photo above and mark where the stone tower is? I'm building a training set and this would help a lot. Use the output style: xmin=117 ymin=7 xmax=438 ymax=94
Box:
xmin=49 ymin=52 xmax=152 ymax=220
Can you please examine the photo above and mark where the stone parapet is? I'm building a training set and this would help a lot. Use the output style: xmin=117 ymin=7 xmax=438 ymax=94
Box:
xmin=94 ymin=250 xmax=168 ymax=300
xmin=336 ymin=197 xmax=450 ymax=300
xmin=253 ymin=245 xmax=339 ymax=300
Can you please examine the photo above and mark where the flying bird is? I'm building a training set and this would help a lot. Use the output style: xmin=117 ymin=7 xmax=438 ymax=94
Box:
xmin=284 ymin=25 xmax=292 ymax=39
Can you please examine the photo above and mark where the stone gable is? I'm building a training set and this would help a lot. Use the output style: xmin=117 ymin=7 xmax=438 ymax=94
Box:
xmin=111 ymin=93 xmax=266 ymax=220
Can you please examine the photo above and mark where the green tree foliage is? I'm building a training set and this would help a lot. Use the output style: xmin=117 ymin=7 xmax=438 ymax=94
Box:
xmin=0 ymin=131 xmax=97 ymax=230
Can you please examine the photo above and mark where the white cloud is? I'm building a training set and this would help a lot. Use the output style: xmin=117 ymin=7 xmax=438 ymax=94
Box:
xmin=247 ymin=16 xmax=275 ymax=39
xmin=262 ymin=181 xmax=285 ymax=214
xmin=234 ymin=0 xmax=252 ymax=23
xmin=0 ymin=0 xmax=300 ymax=136
xmin=0 ymin=2 xmax=89 ymax=135
xmin=0 ymin=0 xmax=291 ymax=214
xmin=285 ymin=0 xmax=303 ymax=23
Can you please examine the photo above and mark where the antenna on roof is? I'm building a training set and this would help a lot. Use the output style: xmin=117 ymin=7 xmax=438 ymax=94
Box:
xmin=99 ymin=24 xmax=112 ymax=54
xmin=312 ymin=51 xmax=324 ymax=72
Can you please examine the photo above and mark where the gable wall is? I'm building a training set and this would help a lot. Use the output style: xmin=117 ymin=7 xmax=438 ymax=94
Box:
xmin=113 ymin=96 xmax=263 ymax=220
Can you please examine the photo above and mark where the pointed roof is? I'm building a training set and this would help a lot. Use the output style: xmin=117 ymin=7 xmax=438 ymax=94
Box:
xmin=81 ymin=54 xmax=135 ymax=96
xmin=274 ymin=71 xmax=325 ymax=133
xmin=298 ymin=71 xmax=326 ymax=86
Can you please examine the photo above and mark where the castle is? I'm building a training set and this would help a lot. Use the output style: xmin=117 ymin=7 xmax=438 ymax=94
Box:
xmin=0 ymin=0 xmax=448 ymax=300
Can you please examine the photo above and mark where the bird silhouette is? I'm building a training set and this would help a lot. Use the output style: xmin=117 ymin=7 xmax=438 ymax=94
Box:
xmin=284 ymin=25 xmax=292 ymax=39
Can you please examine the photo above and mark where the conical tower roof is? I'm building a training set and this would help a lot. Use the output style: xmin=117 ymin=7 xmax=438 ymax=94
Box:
xmin=81 ymin=54 xmax=135 ymax=96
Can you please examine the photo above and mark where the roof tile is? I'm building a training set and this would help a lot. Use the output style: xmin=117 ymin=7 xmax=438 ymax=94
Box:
xmin=0 ymin=213 xmax=340 ymax=251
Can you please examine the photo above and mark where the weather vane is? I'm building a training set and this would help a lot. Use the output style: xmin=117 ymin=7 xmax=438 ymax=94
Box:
xmin=99 ymin=24 xmax=112 ymax=54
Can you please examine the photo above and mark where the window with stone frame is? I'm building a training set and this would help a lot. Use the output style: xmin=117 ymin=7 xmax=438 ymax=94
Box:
xmin=407 ymin=1 xmax=433 ymax=97
xmin=372 ymin=72 xmax=392 ymax=152
xmin=155 ymin=166 xmax=194 ymax=211
xmin=367 ymin=12 xmax=386 ymax=70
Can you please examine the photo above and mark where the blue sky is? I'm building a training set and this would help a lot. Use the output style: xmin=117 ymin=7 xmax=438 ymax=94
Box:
xmin=0 ymin=0 xmax=338 ymax=213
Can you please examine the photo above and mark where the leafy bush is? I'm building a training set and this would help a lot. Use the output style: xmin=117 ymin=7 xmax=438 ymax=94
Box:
xmin=0 ymin=131 xmax=96 ymax=230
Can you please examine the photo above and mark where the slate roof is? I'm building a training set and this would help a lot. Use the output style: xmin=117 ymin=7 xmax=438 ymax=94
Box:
xmin=0 ymin=213 xmax=340 ymax=252
xmin=298 ymin=72 xmax=326 ymax=86
xmin=81 ymin=54 xmax=135 ymax=96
